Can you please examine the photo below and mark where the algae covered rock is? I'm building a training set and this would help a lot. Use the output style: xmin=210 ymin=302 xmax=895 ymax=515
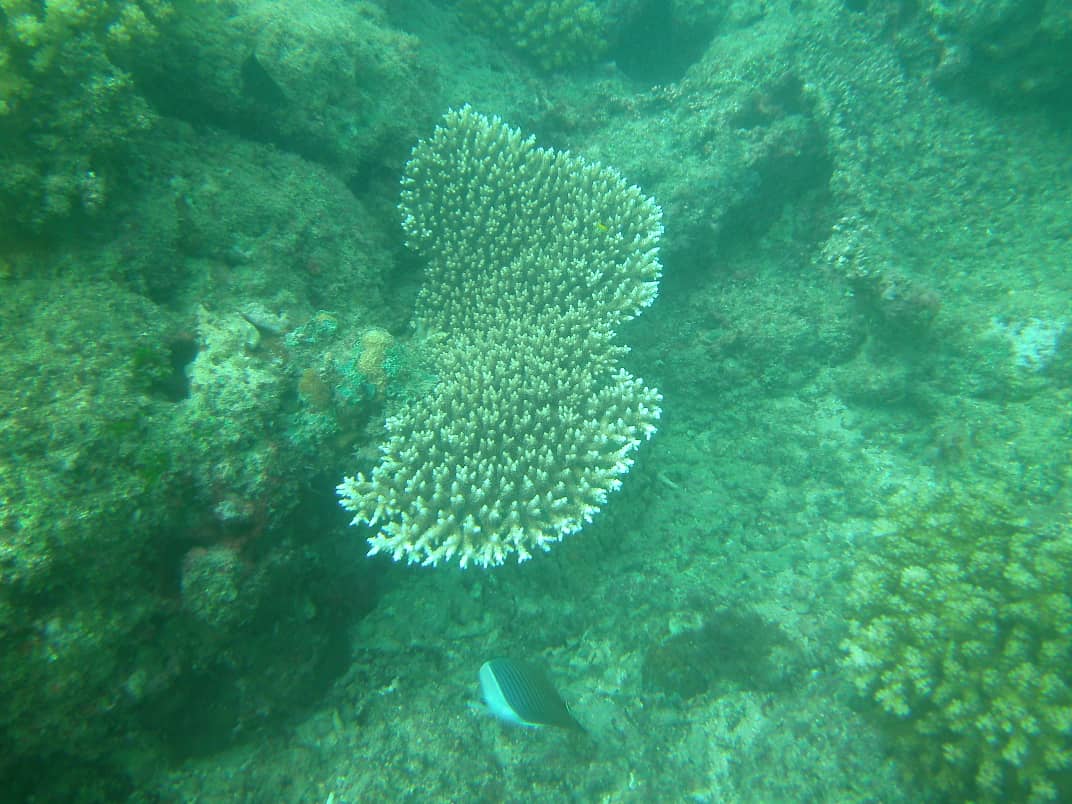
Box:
xmin=135 ymin=0 xmax=431 ymax=175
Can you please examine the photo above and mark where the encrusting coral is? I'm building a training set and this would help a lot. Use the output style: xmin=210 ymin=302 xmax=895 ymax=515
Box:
xmin=339 ymin=106 xmax=663 ymax=568
xmin=357 ymin=327 xmax=395 ymax=393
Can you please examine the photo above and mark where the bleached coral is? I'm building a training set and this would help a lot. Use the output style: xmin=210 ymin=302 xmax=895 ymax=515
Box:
xmin=339 ymin=106 xmax=663 ymax=568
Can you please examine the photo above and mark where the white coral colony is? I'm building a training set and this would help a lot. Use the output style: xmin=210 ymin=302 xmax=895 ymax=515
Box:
xmin=338 ymin=106 xmax=663 ymax=568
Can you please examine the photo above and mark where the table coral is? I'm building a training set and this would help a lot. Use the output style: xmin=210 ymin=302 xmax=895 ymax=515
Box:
xmin=339 ymin=106 xmax=663 ymax=568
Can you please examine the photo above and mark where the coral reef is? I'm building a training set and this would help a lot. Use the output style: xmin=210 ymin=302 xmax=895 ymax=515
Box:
xmin=2 ymin=0 xmax=1071 ymax=799
xmin=339 ymin=106 xmax=663 ymax=567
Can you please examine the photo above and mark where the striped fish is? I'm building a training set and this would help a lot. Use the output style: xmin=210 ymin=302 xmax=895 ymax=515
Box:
xmin=478 ymin=658 xmax=585 ymax=732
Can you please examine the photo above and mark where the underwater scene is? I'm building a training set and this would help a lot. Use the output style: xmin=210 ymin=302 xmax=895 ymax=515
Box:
xmin=1 ymin=0 xmax=1071 ymax=801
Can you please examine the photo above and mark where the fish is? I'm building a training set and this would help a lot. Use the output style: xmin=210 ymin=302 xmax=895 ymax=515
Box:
xmin=478 ymin=658 xmax=585 ymax=732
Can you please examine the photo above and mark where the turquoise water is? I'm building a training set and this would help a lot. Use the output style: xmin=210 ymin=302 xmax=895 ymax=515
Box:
xmin=1 ymin=1 xmax=1070 ymax=801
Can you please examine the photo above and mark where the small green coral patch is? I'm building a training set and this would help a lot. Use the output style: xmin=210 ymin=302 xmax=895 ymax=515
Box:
xmin=457 ymin=0 xmax=606 ymax=71
xmin=0 ymin=0 xmax=173 ymax=229
xmin=842 ymin=487 xmax=1072 ymax=802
